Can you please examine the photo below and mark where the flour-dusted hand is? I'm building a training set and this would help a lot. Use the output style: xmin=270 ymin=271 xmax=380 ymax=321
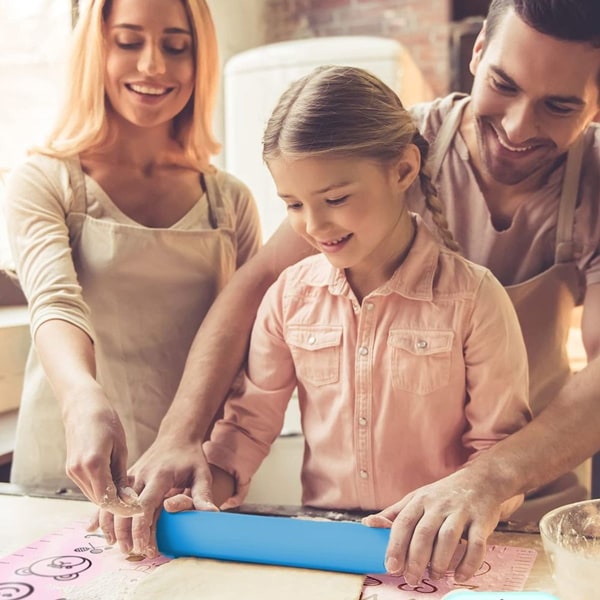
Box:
xmin=92 ymin=429 xmax=218 ymax=557
xmin=64 ymin=384 xmax=143 ymax=518
xmin=362 ymin=464 xmax=523 ymax=586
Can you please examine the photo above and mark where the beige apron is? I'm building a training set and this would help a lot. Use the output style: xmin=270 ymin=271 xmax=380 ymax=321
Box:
xmin=11 ymin=159 xmax=237 ymax=490
xmin=428 ymin=96 xmax=589 ymax=521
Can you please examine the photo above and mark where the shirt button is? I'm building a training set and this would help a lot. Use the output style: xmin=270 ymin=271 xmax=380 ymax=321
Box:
xmin=365 ymin=302 xmax=374 ymax=311
xmin=308 ymin=335 xmax=316 ymax=345
xmin=359 ymin=346 xmax=369 ymax=356
xmin=359 ymin=417 xmax=367 ymax=426
xmin=416 ymin=339 xmax=428 ymax=349
xmin=360 ymin=470 xmax=369 ymax=479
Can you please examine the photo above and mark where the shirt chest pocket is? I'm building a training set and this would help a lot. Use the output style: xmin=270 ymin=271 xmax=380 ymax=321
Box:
xmin=287 ymin=325 xmax=343 ymax=387
xmin=389 ymin=329 xmax=454 ymax=395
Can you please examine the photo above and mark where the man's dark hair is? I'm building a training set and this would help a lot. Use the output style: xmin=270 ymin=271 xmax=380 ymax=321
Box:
xmin=484 ymin=0 xmax=600 ymax=49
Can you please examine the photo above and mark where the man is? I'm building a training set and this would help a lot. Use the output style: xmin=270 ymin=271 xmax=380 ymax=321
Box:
xmin=83 ymin=0 xmax=600 ymax=584
xmin=359 ymin=0 xmax=600 ymax=583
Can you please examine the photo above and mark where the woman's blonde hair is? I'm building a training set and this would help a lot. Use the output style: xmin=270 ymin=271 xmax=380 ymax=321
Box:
xmin=38 ymin=0 xmax=220 ymax=170
xmin=263 ymin=65 xmax=458 ymax=251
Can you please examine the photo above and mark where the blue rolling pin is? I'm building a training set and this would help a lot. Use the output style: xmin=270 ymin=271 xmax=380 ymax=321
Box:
xmin=156 ymin=509 xmax=390 ymax=574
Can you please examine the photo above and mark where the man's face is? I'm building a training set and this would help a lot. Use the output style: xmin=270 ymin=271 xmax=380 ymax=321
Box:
xmin=468 ymin=8 xmax=600 ymax=186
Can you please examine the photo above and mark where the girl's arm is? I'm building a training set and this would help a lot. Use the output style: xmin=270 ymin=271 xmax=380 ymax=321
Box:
xmin=365 ymin=295 xmax=600 ymax=588
xmin=200 ymin=269 xmax=299 ymax=508
xmin=162 ymin=464 xmax=235 ymax=514
xmin=35 ymin=319 xmax=136 ymax=511
xmin=460 ymin=272 xmax=532 ymax=457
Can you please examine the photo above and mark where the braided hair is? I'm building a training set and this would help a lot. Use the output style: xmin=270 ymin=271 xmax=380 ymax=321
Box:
xmin=411 ymin=131 xmax=459 ymax=252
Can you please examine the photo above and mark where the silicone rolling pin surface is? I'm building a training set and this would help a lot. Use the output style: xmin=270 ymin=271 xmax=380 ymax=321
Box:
xmin=156 ymin=509 xmax=390 ymax=574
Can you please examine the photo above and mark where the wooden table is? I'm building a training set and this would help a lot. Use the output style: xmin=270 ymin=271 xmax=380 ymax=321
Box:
xmin=487 ymin=530 xmax=556 ymax=594
xmin=0 ymin=492 xmax=557 ymax=595
xmin=0 ymin=492 xmax=95 ymax=556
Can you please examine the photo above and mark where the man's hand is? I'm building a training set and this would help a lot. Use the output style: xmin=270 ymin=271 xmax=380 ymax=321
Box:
xmin=362 ymin=467 xmax=519 ymax=586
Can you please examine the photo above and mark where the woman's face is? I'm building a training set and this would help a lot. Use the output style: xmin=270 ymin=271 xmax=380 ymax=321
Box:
xmin=103 ymin=0 xmax=195 ymax=130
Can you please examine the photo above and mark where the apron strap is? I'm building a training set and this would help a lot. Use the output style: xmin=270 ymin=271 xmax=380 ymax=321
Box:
xmin=428 ymin=94 xmax=470 ymax=183
xmin=63 ymin=160 xmax=238 ymax=231
xmin=64 ymin=156 xmax=88 ymax=213
xmin=555 ymin=135 xmax=585 ymax=264
xmin=202 ymin=171 xmax=233 ymax=230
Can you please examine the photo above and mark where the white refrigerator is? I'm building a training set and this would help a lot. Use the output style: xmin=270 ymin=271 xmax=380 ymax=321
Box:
xmin=224 ymin=35 xmax=435 ymax=241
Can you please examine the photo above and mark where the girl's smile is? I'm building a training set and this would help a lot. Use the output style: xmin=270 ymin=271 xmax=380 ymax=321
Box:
xmin=317 ymin=233 xmax=353 ymax=253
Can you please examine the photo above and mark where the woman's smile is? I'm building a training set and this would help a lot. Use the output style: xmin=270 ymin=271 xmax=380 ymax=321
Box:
xmin=125 ymin=81 xmax=176 ymax=105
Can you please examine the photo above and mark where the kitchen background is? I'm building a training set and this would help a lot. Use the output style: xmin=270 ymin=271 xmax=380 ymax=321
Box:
xmin=0 ymin=0 xmax=490 ymax=255
xmin=0 ymin=0 xmax=589 ymax=501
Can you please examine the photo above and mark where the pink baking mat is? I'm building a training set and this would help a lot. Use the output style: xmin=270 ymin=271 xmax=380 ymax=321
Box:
xmin=0 ymin=521 xmax=536 ymax=599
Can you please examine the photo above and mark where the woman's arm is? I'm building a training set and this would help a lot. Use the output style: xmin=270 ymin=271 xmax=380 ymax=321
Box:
xmin=5 ymin=157 xmax=140 ymax=515
xmin=35 ymin=319 xmax=139 ymax=512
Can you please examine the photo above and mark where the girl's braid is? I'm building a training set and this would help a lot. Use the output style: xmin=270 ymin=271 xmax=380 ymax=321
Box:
xmin=412 ymin=130 xmax=460 ymax=252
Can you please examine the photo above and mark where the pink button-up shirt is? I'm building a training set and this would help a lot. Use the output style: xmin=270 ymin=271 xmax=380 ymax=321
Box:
xmin=205 ymin=216 xmax=531 ymax=511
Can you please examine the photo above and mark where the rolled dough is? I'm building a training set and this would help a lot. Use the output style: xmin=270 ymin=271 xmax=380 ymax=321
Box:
xmin=129 ymin=557 xmax=364 ymax=600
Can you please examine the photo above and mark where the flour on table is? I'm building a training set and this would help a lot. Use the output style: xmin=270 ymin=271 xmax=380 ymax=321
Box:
xmin=291 ymin=515 xmax=357 ymax=523
xmin=62 ymin=570 xmax=148 ymax=600
xmin=128 ymin=557 xmax=364 ymax=600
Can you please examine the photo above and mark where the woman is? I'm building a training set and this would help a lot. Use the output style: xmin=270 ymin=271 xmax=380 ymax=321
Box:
xmin=4 ymin=0 xmax=260 ymax=516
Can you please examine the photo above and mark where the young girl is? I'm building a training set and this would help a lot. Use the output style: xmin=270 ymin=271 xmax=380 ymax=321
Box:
xmin=4 ymin=0 xmax=260 ymax=526
xmin=204 ymin=65 xmax=530 ymax=518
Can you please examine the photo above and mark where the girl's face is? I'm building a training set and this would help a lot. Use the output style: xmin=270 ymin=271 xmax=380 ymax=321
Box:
xmin=103 ymin=0 xmax=195 ymax=130
xmin=268 ymin=153 xmax=417 ymax=284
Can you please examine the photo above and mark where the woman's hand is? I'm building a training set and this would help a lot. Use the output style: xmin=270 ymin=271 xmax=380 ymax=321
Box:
xmin=63 ymin=385 xmax=142 ymax=517
xmin=31 ymin=320 xmax=141 ymax=515
xmin=362 ymin=466 xmax=514 ymax=586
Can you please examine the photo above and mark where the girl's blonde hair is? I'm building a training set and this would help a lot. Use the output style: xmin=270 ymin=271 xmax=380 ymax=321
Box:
xmin=38 ymin=0 xmax=220 ymax=170
xmin=263 ymin=65 xmax=458 ymax=251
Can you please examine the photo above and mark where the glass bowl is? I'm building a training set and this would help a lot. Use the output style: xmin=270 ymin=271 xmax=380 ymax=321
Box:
xmin=539 ymin=498 xmax=600 ymax=600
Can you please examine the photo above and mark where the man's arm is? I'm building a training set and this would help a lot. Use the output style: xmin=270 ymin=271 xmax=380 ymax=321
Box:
xmin=166 ymin=218 xmax=315 ymax=443
xmin=366 ymin=283 xmax=600 ymax=585
xmin=105 ymin=220 xmax=315 ymax=555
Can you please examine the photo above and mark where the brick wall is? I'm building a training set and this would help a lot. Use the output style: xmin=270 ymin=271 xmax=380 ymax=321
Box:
xmin=263 ymin=0 xmax=454 ymax=96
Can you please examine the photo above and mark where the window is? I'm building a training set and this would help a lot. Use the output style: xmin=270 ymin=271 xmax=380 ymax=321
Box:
xmin=0 ymin=1 xmax=72 ymax=267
